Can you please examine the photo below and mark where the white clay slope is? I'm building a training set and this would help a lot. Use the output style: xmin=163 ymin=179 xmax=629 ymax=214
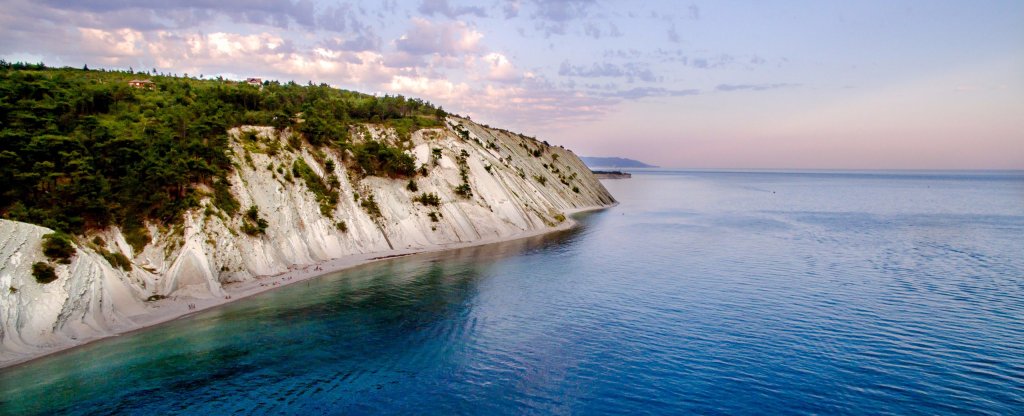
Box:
xmin=0 ymin=117 xmax=615 ymax=368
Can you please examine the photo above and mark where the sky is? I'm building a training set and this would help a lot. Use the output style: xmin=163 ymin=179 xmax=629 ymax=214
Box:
xmin=1 ymin=0 xmax=1021 ymax=169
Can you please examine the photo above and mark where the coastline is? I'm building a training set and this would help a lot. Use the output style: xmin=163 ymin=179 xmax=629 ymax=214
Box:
xmin=0 ymin=203 xmax=614 ymax=371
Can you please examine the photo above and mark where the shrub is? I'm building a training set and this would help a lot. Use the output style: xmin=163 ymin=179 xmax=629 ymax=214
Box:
xmin=572 ymin=186 xmax=580 ymax=193
xmin=454 ymin=183 xmax=472 ymax=198
xmin=414 ymin=192 xmax=441 ymax=206
xmin=32 ymin=262 xmax=57 ymax=284
xmin=0 ymin=65 xmax=451 ymax=240
xmin=240 ymin=221 xmax=265 ymax=236
xmin=336 ymin=221 xmax=348 ymax=232
xmin=428 ymin=212 xmax=440 ymax=222
xmin=352 ymin=140 xmax=416 ymax=178
xmin=265 ymin=138 xmax=281 ymax=156
xmin=241 ymin=205 xmax=269 ymax=236
xmin=241 ymin=130 xmax=259 ymax=143
xmin=292 ymin=158 xmax=339 ymax=216
xmin=453 ymin=149 xmax=472 ymax=198
xmin=431 ymin=148 xmax=442 ymax=166
xmin=123 ymin=223 xmax=152 ymax=254
xmin=288 ymin=132 xmax=302 ymax=150
xmin=42 ymin=232 xmax=75 ymax=263
xmin=246 ymin=205 xmax=260 ymax=221
xmin=361 ymin=194 xmax=382 ymax=218
xmin=213 ymin=178 xmax=240 ymax=216
xmin=407 ymin=179 xmax=418 ymax=192
xmin=103 ymin=251 xmax=133 ymax=271
xmin=534 ymin=175 xmax=547 ymax=186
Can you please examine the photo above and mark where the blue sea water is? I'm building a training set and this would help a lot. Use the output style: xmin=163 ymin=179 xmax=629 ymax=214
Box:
xmin=2 ymin=170 xmax=1023 ymax=415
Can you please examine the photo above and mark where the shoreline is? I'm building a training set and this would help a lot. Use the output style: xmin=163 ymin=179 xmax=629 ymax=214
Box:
xmin=0 ymin=203 xmax=614 ymax=371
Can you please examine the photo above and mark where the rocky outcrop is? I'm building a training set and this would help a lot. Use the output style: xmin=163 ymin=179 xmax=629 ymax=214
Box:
xmin=0 ymin=117 xmax=615 ymax=367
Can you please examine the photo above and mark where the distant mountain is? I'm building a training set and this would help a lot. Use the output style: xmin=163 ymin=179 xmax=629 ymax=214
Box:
xmin=580 ymin=156 xmax=657 ymax=168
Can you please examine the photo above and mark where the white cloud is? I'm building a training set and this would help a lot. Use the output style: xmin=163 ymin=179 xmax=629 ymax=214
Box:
xmin=395 ymin=18 xmax=483 ymax=56
xmin=79 ymin=28 xmax=145 ymax=59
xmin=480 ymin=52 xmax=520 ymax=82
xmin=388 ymin=75 xmax=470 ymax=100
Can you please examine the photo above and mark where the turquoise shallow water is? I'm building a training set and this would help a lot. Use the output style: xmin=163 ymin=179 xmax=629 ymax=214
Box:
xmin=2 ymin=170 xmax=1023 ymax=415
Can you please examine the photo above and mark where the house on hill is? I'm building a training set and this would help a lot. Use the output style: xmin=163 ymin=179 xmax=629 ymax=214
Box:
xmin=128 ymin=79 xmax=155 ymax=89
xmin=245 ymin=77 xmax=262 ymax=87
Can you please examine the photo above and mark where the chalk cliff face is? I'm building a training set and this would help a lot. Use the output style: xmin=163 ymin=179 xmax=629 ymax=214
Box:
xmin=0 ymin=117 xmax=614 ymax=367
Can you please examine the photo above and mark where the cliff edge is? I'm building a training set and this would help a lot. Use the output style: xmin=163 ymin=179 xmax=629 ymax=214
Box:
xmin=0 ymin=117 xmax=614 ymax=368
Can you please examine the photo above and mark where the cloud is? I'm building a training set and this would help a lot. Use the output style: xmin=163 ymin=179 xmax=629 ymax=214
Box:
xmin=17 ymin=25 xmax=397 ymax=86
xmin=683 ymin=54 xmax=735 ymax=69
xmin=388 ymin=75 xmax=471 ymax=100
xmin=315 ymin=6 xmax=382 ymax=53
xmin=601 ymin=48 xmax=779 ymax=71
xmin=37 ymin=0 xmax=318 ymax=30
xmin=667 ymin=23 xmax=681 ymax=43
xmin=472 ymin=77 xmax=618 ymax=125
xmin=479 ymin=52 xmax=521 ymax=82
xmin=502 ymin=0 xmax=521 ymax=18
xmin=599 ymin=87 xmax=701 ymax=99
xmin=1 ymin=0 xmax=728 ymax=133
xmin=687 ymin=4 xmax=700 ymax=20
xmin=79 ymin=28 xmax=146 ymax=59
xmin=583 ymin=21 xmax=623 ymax=39
xmin=318 ymin=32 xmax=380 ymax=53
xmin=529 ymin=0 xmax=598 ymax=37
xmin=418 ymin=0 xmax=487 ymax=18
xmin=395 ymin=18 xmax=483 ymax=56
xmin=715 ymin=83 xmax=799 ymax=92
xmin=558 ymin=61 xmax=659 ymax=83
xmin=530 ymin=0 xmax=597 ymax=22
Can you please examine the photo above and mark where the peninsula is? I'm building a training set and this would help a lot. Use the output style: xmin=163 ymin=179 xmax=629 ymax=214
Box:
xmin=580 ymin=156 xmax=657 ymax=168
xmin=0 ymin=64 xmax=615 ymax=368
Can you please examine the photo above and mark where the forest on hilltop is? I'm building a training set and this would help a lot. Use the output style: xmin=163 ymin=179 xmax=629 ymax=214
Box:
xmin=0 ymin=62 xmax=446 ymax=236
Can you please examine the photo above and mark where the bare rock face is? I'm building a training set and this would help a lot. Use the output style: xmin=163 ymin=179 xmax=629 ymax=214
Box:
xmin=0 ymin=117 xmax=615 ymax=367
xmin=0 ymin=221 xmax=147 ymax=359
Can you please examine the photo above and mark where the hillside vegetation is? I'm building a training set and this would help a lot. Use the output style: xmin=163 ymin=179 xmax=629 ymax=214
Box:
xmin=0 ymin=62 xmax=446 ymax=234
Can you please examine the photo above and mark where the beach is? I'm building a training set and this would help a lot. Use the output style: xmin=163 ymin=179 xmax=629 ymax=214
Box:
xmin=0 ymin=204 xmax=612 ymax=370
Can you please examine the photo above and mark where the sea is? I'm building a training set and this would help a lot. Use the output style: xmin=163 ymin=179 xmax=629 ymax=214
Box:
xmin=1 ymin=169 xmax=1022 ymax=415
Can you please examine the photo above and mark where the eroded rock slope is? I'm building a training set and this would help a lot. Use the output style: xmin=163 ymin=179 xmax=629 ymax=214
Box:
xmin=0 ymin=117 xmax=614 ymax=367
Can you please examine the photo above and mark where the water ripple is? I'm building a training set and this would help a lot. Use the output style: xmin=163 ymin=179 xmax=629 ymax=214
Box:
xmin=2 ymin=171 xmax=1023 ymax=415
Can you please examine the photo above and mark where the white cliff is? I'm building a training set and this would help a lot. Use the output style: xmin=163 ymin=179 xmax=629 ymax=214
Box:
xmin=0 ymin=117 xmax=615 ymax=368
